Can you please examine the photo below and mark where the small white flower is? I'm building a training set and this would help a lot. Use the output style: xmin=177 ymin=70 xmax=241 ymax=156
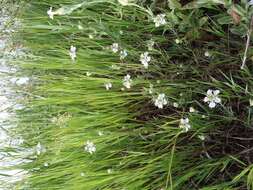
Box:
xmin=198 ymin=135 xmax=205 ymax=141
xmin=105 ymin=82 xmax=112 ymax=90
xmin=120 ymin=49 xmax=128 ymax=60
xmin=47 ymin=7 xmax=54 ymax=19
xmin=44 ymin=162 xmax=49 ymax=167
xmin=204 ymin=51 xmax=210 ymax=57
xmin=148 ymin=84 xmax=154 ymax=94
xmin=189 ymin=107 xmax=196 ymax=113
xmin=173 ymin=102 xmax=179 ymax=108
xmin=201 ymin=115 xmax=206 ymax=119
xmin=80 ymin=172 xmax=85 ymax=177
xmin=111 ymin=43 xmax=119 ymax=53
xmin=249 ymin=0 xmax=253 ymax=5
xmin=204 ymin=89 xmax=221 ymax=108
xmin=78 ymin=25 xmax=83 ymax=30
xmin=98 ymin=131 xmax=104 ymax=136
xmin=140 ymin=52 xmax=151 ymax=69
xmin=89 ymin=34 xmax=94 ymax=39
xmin=118 ymin=0 xmax=131 ymax=6
xmin=179 ymin=118 xmax=191 ymax=132
xmin=175 ymin=39 xmax=182 ymax=44
xmin=250 ymin=99 xmax=253 ymax=107
xmin=84 ymin=140 xmax=96 ymax=154
xmin=123 ymin=74 xmax=132 ymax=89
xmin=147 ymin=39 xmax=155 ymax=50
xmin=69 ymin=45 xmax=77 ymax=61
xmin=86 ymin=72 xmax=92 ymax=76
xmin=15 ymin=77 xmax=30 ymax=86
xmin=107 ymin=169 xmax=113 ymax=174
xmin=154 ymin=93 xmax=168 ymax=109
xmin=153 ymin=14 xmax=166 ymax=27
xmin=36 ymin=142 xmax=46 ymax=155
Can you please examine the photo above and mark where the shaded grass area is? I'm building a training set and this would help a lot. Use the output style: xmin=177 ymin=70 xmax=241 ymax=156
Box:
xmin=12 ymin=0 xmax=253 ymax=189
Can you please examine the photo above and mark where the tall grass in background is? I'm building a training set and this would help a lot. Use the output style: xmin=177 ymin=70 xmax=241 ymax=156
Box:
xmin=12 ymin=0 xmax=253 ymax=189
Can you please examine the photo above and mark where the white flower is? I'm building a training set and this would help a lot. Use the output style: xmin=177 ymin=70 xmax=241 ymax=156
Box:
xmin=250 ymin=99 xmax=253 ymax=107
xmin=98 ymin=131 xmax=104 ymax=136
xmin=154 ymin=93 xmax=168 ymax=109
xmin=179 ymin=118 xmax=191 ymax=132
xmin=16 ymin=77 xmax=30 ymax=85
xmin=147 ymin=39 xmax=154 ymax=50
xmin=86 ymin=72 xmax=92 ymax=76
xmin=153 ymin=14 xmax=166 ymax=27
xmin=89 ymin=34 xmax=94 ymax=39
xmin=140 ymin=52 xmax=151 ymax=69
xmin=198 ymin=135 xmax=205 ymax=141
xmin=111 ymin=43 xmax=119 ymax=53
xmin=69 ymin=45 xmax=77 ymax=61
xmin=173 ymin=102 xmax=179 ymax=108
xmin=36 ymin=142 xmax=46 ymax=155
xmin=148 ymin=84 xmax=154 ymax=94
xmin=204 ymin=51 xmax=210 ymax=57
xmin=249 ymin=0 xmax=253 ymax=5
xmin=84 ymin=140 xmax=96 ymax=154
xmin=204 ymin=89 xmax=221 ymax=108
xmin=118 ymin=0 xmax=134 ymax=6
xmin=189 ymin=107 xmax=196 ymax=113
xmin=105 ymin=82 xmax=112 ymax=90
xmin=123 ymin=74 xmax=132 ymax=89
xmin=175 ymin=39 xmax=182 ymax=44
xmin=107 ymin=169 xmax=113 ymax=174
xmin=120 ymin=49 xmax=128 ymax=60
xmin=80 ymin=172 xmax=85 ymax=177
xmin=47 ymin=7 xmax=54 ymax=19
xmin=44 ymin=162 xmax=49 ymax=167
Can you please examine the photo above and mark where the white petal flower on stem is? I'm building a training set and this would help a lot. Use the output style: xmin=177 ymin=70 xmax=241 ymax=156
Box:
xmin=249 ymin=0 xmax=253 ymax=5
xmin=179 ymin=118 xmax=191 ymax=132
xmin=69 ymin=45 xmax=77 ymax=61
xmin=84 ymin=140 xmax=96 ymax=154
xmin=105 ymin=82 xmax=112 ymax=90
xmin=47 ymin=7 xmax=54 ymax=19
xmin=140 ymin=52 xmax=151 ymax=69
xmin=148 ymin=84 xmax=154 ymax=94
xmin=154 ymin=93 xmax=168 ymax=109
xmin=123 ymin=74 xmax=132 ymax=89
xmin=111 ymin=43 xmax=119 ymax=53
xmin=204 ymin=89 xmax=221 ymax=108
xmin=120 ymin=49 xmax=128 ymax=60
xmin=153 ymin=14 xmax=166 ymax=27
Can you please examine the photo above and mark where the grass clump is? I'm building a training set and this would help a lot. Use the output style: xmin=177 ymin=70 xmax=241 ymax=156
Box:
xmin=11 ymin=0 xmax=253 ymax=189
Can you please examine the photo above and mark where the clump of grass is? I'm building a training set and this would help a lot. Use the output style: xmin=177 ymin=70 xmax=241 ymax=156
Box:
xmin=11 ymin=0 xmax=253 ymax=189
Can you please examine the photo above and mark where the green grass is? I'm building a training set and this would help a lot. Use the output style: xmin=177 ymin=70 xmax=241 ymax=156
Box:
xmin=8 ymin=0 xmax=253 ymax=189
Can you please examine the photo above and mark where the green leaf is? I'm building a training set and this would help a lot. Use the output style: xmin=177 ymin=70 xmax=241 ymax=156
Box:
xmin=168 ymin=0 xmax=182 ymax=9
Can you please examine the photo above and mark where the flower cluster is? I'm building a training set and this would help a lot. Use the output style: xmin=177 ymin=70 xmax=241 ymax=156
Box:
xmin=140 ymin=52 xmax=151 ymax=69
xmin=153 ymin=14 xmax=166 ymax=27
xmin=105 ymin=82 xmax=112 ymax=90
xmin=111 ymin=43 xmax=128 ymax=60
xmin=84 ymin=140 xmax=96 ymax=154
xmin=123 ymin=74 xmax=132 ymax=89
xmin=154 ymin=93 xmax=168 ymax=109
